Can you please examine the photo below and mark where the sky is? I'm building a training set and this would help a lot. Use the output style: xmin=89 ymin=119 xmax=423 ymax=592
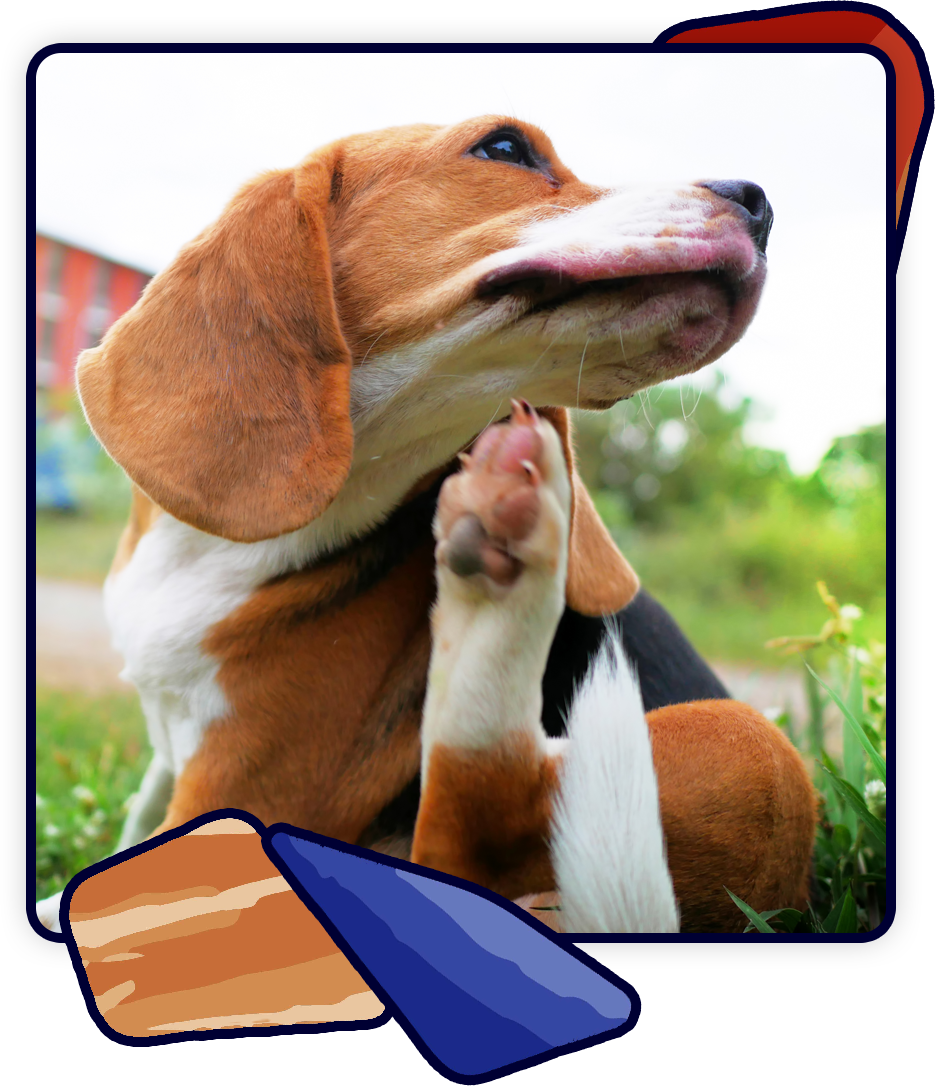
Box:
xmin=35 ymin=49 xmax=888 ymax=473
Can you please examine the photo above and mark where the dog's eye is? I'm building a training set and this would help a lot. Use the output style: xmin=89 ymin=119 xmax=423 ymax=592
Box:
xmin=471 ymin=133 xmax=535 ymax=168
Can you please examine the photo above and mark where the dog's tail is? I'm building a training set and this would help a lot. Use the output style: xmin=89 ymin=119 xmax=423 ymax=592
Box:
xmin=550 ymin=631 xmax=679 ymax=933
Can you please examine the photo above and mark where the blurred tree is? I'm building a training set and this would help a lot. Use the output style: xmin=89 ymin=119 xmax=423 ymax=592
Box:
xmin=572 ymin=374 xmax=792 ymax=530
xmin=570 ymin=375 xmax=886 ymax=660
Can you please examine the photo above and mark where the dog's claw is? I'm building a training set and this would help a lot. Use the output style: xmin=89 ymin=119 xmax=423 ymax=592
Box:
xmin=519 ymin=459 xmax=541 ymax=486
xmin=510 ymin=398 xmax=537 ymax=425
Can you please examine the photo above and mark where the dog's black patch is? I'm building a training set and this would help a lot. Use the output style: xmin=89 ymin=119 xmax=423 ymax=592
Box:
xmin=540 ymin=590 xmax=730 ymax=737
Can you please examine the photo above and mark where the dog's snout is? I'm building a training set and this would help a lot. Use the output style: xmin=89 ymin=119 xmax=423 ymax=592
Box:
xmin=700 ymin=179 xmax=773 ymax=255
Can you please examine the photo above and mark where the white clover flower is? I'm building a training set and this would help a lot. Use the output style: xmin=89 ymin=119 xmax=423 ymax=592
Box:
xmin=72 ymin=784 xmax=96 ymax=807
xmin=841 ymin=604 xmax=863 ymax=622
xmin=864 ymin=779 xmax=886 ymax=820
xmin=73 ymin=836 xmax=87 ymax=849
xmin=43 ymin=824 xmax=61 ymax=839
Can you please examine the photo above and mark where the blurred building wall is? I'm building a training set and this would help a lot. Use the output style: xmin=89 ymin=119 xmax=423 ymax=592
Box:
xmin=35 ymin=234 xmax=151 ymax=391
xmin=35 ymin=236 xmax=152 ymax=508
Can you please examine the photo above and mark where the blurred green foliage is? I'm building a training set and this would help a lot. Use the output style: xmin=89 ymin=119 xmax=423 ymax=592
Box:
xmin=36 ymin=392 xmax=131 ymax=582
xmin=572 ymin=376 xmax=886 ymax=662
xmin=36 ymin=389 xmax=132 ymax=519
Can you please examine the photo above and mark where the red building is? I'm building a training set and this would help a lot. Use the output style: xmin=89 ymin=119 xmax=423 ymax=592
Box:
xmin=35 ymin=234 xmax=151 ymax=391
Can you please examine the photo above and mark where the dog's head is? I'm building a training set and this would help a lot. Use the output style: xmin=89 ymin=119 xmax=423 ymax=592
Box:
xmin=332 ymin=119 xmax=769 ymax=403
xmin=77 ymin=116 xmax=770 ymax=553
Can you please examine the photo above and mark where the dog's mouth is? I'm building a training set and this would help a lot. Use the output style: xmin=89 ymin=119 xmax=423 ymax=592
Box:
xmin=475 ymin=255 xmax=765 ymax=377
xmin=477 ymin=267 xmax=737 ymax=314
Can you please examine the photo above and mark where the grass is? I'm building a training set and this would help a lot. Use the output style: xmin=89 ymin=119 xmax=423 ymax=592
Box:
xmin=728 ymin=585 xmax=887 ymax=934
xmin=35 ymin=684 xmax=149 ymax=901
xmin=641 ymin=589 xmax=886 ymax=668
xmin=594 ymin=489 xmax=886 ymax=666
xmin=36 ymin=509 xmax=126 ymax=583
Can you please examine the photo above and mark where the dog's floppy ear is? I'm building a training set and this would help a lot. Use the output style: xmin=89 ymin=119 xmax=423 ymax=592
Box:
xmin=76 ymin=150 xmax=352 ymax=542
xmin=539 ymin=407 xmax=640 ymax=616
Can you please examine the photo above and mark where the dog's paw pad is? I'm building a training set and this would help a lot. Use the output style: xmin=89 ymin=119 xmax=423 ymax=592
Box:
xmin=435 ymin=400 xmax=568 ymax=585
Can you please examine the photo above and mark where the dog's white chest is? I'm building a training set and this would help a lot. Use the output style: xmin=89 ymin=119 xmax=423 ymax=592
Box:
xmin=104 ymin=516 xmax=264 ymax=774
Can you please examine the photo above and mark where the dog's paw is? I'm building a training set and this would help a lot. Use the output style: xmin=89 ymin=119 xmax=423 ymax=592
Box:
xmin=435 ymin=400 xmax=571 ymax=591
xmin=36 ymin=891 xmax=64 ymax=933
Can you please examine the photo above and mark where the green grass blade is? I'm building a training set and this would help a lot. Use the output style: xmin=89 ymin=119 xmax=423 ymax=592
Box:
xmin=820 ymin=765 xmax=886 ymax=849
xmin=770 ymin=908 xmax=806 ymax=933
xmin=805 ymin=661 xmax=886 ymax=783
xmin=818 ymin=750 xmax=845 ymax=818
xmin=725 ymin=888 xmax=776 ymax=933
xmin=803 ymin=656 xmax=826 ymax=764
xmin=823 ymin=892 xmax=847 ymax=931
xmin=833 ymin=889 xmax=859 ymax=933
xmin=842 ymin=659 xmax=865 ymax=821
xmin=806 ymin=903 xmax=827 ymax=934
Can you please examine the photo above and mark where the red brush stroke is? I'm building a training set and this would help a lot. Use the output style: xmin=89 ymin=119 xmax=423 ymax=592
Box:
xmin=657 ymin=4 xmax=933 ymax=261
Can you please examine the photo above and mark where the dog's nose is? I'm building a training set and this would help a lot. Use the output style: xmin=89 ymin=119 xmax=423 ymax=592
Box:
xmin=700 ymin=180 xmax=773 ymax=255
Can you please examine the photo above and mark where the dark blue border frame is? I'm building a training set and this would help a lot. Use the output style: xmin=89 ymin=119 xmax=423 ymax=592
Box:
xmin=25 ymin=21 xmax=916 ymax=1059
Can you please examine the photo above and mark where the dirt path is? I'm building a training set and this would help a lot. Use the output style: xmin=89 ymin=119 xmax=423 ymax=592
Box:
xmin=36 ymin=578 xmax=809 ymax=718
xmin=35 ymin=578 xmax=131 ymax=693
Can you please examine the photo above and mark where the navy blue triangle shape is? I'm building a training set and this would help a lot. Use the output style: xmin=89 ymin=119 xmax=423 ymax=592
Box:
xmin=265 ymin=826 xmax=640 ymax=1084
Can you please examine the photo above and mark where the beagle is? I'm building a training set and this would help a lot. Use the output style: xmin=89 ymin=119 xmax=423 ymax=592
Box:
xmin=37 ymin=116 xmax=814 ymax=933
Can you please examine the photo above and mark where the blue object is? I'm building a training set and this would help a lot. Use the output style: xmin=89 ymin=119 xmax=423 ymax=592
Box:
xmin=267 ymin=828 xmax=638 ymax=1084
xmin=36 ymin=417 xmax=78 ymax=510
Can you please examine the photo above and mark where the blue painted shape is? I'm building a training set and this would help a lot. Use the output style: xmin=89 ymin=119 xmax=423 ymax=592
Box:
xmin=267 ymin=829 xmax=637 ymax=1084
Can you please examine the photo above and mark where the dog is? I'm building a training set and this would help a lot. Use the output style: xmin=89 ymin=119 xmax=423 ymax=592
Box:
xmin=37 ymin=115 xmax=814 ymax=933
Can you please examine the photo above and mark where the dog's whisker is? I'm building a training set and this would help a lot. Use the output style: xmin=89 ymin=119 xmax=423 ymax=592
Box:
xmin=617 ymin=324 xmax=627 ymax=361
xmin=358 ymin=329 xmax=388 ymax=365
xmin=638 ymin=389 xmax=655 ymax=430
xmin=679 ymin=380 xmax=701 ymax=421
xmin=576 ymin=337 xmax=591 ymax=412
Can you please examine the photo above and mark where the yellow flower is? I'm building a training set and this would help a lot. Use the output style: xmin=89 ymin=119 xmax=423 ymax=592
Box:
xmin=765 ymin=582 xmax=865 ymax=654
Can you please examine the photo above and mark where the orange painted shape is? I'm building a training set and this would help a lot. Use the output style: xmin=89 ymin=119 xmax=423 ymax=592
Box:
xmin=67 ymin=816 xmax=383 ymax=1038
